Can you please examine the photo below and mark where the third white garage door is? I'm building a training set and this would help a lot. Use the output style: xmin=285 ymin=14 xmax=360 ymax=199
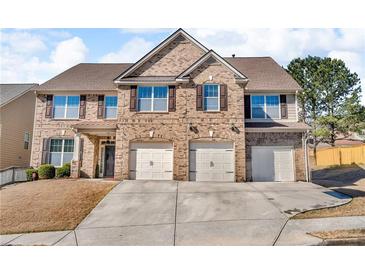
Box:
xmin=189 ymin=142 xmax=235 ymax=182
xmin=252 ymin=146 xmax=295 ymax=182
xmin=129 ymin=143 xmax=173 ymax=180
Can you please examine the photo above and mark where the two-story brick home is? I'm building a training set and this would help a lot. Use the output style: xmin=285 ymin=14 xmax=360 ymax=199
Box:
xmin=30 ymin=29 xmax=309 ymax=182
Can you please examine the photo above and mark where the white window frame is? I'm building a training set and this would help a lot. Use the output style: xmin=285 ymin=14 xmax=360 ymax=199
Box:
xmin=104 ymin=95 xmax=118 ymax=119
xmin=137 ymin=86 xmax=169 ymax=112
xmin=203 ymin=84 xmax=220 ymax=112
xmin=49 ymin=138 xmax=74 ymax=167
xmin=250 ymin=94 xmax=281 ymax=119
xmin=24 ymin=132 xmax=30 ymax=150
xmin=53 ymin=95 xmax=80 ymax=119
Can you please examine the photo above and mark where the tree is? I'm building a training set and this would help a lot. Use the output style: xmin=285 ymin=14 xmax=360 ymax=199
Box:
xmin=287 ymin=56 xmax=324 ymax=154
xmin=287 ymin=56 xmax=364 ymax=150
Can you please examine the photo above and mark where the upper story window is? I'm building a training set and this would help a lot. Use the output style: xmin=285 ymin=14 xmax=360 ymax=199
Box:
xmin=53 ymin=95 xmax=80 ymax=119
xmin=203 ymin=84 xmax=220 ymax=111
xmin=251 ymin=95 xmax=280 ymax=119
xmin=105 ymin=96 xmax=118 ymax=119
xmin=137 ymin=86 xmax=168 ymax=112
xmin=24 ymin=132 xmax=30 ymax=150
xmin=49 ymin=138 xmax=74 ymax=167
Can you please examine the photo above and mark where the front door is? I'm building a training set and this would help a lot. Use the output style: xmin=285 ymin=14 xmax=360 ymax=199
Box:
xmin=104 ymin=145 xmax=115 ymax=177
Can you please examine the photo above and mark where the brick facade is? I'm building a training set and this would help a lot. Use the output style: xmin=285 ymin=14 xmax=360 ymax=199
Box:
xmin=30 ymin=32 xmax=306 ymax=182
xmin=30 ymin=93 xmax=116 ymax=178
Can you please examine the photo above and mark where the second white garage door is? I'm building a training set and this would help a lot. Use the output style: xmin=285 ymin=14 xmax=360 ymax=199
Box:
xmin=129 ymin=143 xmax=173 ymax=180
xmin=189 ymin=142 xmax=235 ymax=182
xmin=252 ymin=146 xmax=295 ymax=182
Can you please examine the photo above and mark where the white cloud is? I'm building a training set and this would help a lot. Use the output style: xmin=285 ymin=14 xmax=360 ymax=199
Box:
xmin=99 ymin=37 xmax=154 ymax=63
xmin=0 ymin=34 xmax=88 ymax=83
xmin=1 ymin=31 xmax=47 ymax=53
xmin=49 ymin=37 xmax=88 ymax=70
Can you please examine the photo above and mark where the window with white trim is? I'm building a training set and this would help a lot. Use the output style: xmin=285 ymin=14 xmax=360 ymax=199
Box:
xmin=203 ymin=84 xmax=219 ymax=111
xmin=24 ymin=132 xmax=30 ymax=150
xmin=137 ymin=86 xmax=168 ymax=112
xmin=251 ymin=95 xmax=280 ymax=119
xmin=53 ymin=96 xmax=80 ymax=119
xmin=105 ymin=96 xmax=118 ymax=119
xmin=49 ymin=139 xmax=74 ymax=167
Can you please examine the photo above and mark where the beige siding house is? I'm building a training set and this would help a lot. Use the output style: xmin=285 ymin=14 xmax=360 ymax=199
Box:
xmin=30 ymin=29 xmax=310 ymax=182
xmin=0 ymin=84 xmax=38 ymax=169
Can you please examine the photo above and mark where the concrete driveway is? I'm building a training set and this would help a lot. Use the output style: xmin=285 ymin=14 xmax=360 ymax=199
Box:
xmin=47 ymin=180 xmax=348 ymax=246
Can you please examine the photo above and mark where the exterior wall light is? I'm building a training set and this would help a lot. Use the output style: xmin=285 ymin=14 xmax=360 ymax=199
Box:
xmin=231 ymin=124 xmax=240 ymax=134
xmin=189 ymin=123 xmax=199 ymax=134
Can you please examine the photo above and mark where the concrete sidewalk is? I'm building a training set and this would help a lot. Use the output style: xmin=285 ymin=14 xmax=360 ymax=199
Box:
xmin=0 ymin=181 xmax=355 ymax=246
xmin=275 ymin=216 xmax=365 ymax=245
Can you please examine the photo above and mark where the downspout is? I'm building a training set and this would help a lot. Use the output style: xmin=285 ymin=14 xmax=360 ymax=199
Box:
xmin=303 ymin=130 xmax=311 ymax=182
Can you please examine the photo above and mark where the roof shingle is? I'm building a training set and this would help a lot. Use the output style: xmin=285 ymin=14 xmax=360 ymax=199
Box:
xmin=36 ymin=63 xmax=132 ymax=91
xmin=0 ymin=83 xmax=38 ymax=107
xmin=35 ymin=57 xmax=301 ymax=92
xmin=225 ymin=57 xmax=302 ymax=91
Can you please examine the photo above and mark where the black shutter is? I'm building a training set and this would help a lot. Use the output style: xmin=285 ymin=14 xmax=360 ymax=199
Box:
xmin=168 ymin=86 xmax=176 ymax=112
xmin=220 ymin=84 xmax=228 ymax=111
xmin=79 ymin=95 xmax=86 ymax=119
xmin=130 ymin=86 xmax=137 ymax=111
xmin=280 ymin=95 xmax=288 ymax=119
xmin=97 ymin=95 xmax=105 ymax=119
xmin=41 ymin=138 xmax=50 ymax=164
xmin=45 ymin=95 xmax=53 ymax=118
xmin=196 ymin=85 xmax=203 ymax=111
xmin=244 ymin=95 xmax=251 ymax=119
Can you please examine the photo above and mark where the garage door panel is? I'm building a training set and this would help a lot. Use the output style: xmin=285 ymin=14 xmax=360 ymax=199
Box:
xmin=252 ymin=146 xmax=294 ymax=182
xmin=190 ymin=142 xmax=234 ymax=182
xmin=129 ymin=143 xmax=173 ymax=180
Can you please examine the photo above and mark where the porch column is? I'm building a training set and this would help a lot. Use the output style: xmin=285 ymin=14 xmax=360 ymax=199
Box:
xmin=71 ymin=133 xmax=81 ymax=178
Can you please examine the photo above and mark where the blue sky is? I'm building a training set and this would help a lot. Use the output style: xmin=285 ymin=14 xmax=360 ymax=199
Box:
xmin=1 ymin=28 xmax=364 ymax=104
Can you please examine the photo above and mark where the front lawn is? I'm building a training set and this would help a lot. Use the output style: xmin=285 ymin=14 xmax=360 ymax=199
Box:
xmin=310 ymin=229 xmax=365 ymax=240
xmin=0 ymin=179 xmax=117 ymax=234
xmin=293 ymin=196 xmax=365 ymax=219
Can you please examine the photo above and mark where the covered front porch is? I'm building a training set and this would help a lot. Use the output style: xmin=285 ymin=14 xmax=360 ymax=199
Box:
xmin=70 ymin=121 xmax=118 ymax=179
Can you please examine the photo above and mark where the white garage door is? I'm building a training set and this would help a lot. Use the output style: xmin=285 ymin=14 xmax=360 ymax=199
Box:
xmin=252 ymin=146 xmax=294 ymax=182
xmin=189 ymin=142 xmax=234 ymax=182
xmin=129 ymin=143 xmax=173 ymax=180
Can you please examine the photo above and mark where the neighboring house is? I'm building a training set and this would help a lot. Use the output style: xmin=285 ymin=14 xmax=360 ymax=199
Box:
xmin=0 ymin=83 xmax=38 ymax=169
xmin=314 ymin=131 xmax=365 ymax=148
xmin=30 ymin=29 xmax=309 ymax=182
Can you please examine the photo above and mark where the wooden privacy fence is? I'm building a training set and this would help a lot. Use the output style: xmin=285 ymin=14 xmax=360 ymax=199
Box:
xmin=315 ymin=144 xmax=365 ymax=166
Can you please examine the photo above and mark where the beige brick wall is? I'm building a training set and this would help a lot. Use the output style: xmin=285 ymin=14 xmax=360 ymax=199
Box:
xmin=30 ymin=93 xmax=116 ymax=177
xmin=132 ymin=34 xmax=205 ymax=77
xmin=245 ymin=132 xmax=306 ymax=181
xmin=116 ymin=57 xmax=246 ymax=181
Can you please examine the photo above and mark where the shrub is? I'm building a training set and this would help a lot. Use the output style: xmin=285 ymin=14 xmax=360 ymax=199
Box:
xmin=25 ymin=168 xmax=38 ymax=181
xmin=56 ymin=163 xmax=71 ymax=178
xmin=38 ymin=164 xmax=55 ymax=179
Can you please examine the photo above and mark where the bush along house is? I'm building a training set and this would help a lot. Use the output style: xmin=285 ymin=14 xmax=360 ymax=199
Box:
xmin=30 ymin=29 xmax=310 ymax=182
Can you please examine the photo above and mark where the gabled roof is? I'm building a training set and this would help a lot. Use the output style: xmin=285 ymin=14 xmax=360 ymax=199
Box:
xmin=114 ymin=28 xmax=209 ymax=82
xmin=176 ymin=50 xmax=248 ymax=82
xmin=37 ymin=63 xmax=132 ymax=91
xmin=0 ymin=83 xmax=38 ymax=107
